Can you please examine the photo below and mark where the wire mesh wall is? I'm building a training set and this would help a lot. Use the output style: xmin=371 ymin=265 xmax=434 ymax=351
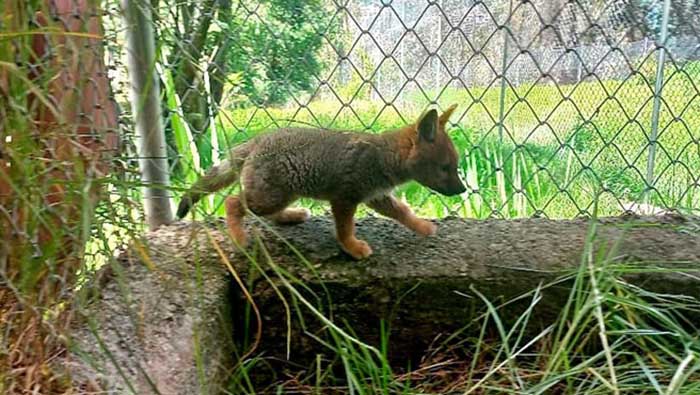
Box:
xmin=107 ymin=0 xmax=700 ymax=220
xmin=1 ymin=1 xmax=699 ymax=392
xmin=1 ymin=1 xmax=122 ymax=392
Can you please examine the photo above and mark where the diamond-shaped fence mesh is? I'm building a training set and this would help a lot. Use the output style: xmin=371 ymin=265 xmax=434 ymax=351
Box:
xmin=99 ymin=0 xmax=699 ymax=221
xmin=1 ymin=0 xmax=699 ymax=391
xmin=5 ymin=0 xmax=699 ymax=228
xmin=31 ymin=0 xmax=700 ymax=224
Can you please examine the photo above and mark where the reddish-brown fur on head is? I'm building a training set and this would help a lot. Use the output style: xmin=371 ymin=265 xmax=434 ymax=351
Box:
xmin=403 ymin=104 xmax=466 ymax=196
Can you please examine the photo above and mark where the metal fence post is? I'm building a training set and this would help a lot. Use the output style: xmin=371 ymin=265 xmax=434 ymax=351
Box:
xmin=496 ymin=0 xmax=512 ymax=143
xmin=644 ymin=0 xmax=671 ymax=207
xmin=434 ymin=0 xmax=442 ymax=92
xmin=122 ymin=0 xmax=173 ymax=229
xmin=399 ymin=0 xmax=406 ymax=72
xmin=576 ymin=46 xmax=583 ymax=83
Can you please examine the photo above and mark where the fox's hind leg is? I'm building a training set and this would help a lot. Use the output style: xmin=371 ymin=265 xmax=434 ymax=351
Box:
xmin=267 ymin=208 xmax=311 ymax=225
xmin=225 ymin=196 xmax=248 ymax=246
xmin=226 ymin=186 xmax=296 ymax=246
xmin=367 ymin=194 xmax=437 ymax=236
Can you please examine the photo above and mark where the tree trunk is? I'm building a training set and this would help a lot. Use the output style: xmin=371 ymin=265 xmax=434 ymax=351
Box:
xmin=0 ymin=0 xmax=118 ymax=391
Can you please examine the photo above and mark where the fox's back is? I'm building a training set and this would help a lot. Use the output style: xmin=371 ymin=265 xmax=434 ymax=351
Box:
xmin=241 ymin=128 xmax=401 ymax=202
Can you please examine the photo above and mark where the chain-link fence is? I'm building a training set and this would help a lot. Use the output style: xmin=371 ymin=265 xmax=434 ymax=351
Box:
xmin=2 ymin=1 xmax=700 ymax=392
xmin=1 ymin=1 xmax=121 ymax=392
xmin=102 ymin=0 xmax=700 ymax=222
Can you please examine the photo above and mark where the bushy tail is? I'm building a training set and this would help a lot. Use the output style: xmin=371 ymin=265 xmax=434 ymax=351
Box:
xmin=176 ymin=145 xmax=250 ymax=219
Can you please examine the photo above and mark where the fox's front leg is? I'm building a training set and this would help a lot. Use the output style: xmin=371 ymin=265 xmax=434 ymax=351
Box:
xmin=331 ymin=201 xmax=373 ymax=260
xmin=367 ymin=194 xmax=437 ymax=236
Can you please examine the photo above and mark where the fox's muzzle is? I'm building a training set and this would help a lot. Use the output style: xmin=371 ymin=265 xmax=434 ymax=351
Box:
xmin=433 ymin=179 xmax=466 ymax=196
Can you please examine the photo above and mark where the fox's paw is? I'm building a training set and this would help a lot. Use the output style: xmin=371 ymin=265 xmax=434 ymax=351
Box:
xmin=270 ymin=208 xmax=311 ymax=225
xmin=412 ymin=219 xmax=438 ymax=236
xmin=228 ymin=227 xmax=249 ymax=248
xmin=288 ymin=208 xmax=311 ymax=223
xmin=340 ymin=238 xmax=373 ymax=260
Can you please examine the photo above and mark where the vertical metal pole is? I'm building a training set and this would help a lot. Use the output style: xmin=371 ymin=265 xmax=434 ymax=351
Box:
xmin=123 ymin=0 xmax=174 ymax=229
xmin=375 ymin=8 xmax=382 ymax=101
xmin=399 ymin=0 xmax=406 ymax=106
xmin=496 ymin=0 xmax=512 ymax=143
xmin=643 ymin=37 xmax=649 ymax=55
xmin=434 ymin=0 xmax=442 ymax=92
xmin=644 ymin=0 xmax=671 ymax=206
xmin=576 ymin=46 xmax=583 ymax=83
xmin=400 ymin=0 xmax=406 ymax=67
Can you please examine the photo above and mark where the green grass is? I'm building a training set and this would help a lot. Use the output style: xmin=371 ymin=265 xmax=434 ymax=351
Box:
xmin=219 ymin=214 xmax=700 ymax=394
xmin=172 ymin=67 xmax=700 ymax=219
xmin=5 ymin=4 xmax=700 ymax=394
xmin=153 ymin=68 xmax=700 ymax=392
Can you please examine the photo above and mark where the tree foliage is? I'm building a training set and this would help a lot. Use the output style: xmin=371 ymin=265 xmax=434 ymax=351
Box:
xmin=160 ymin=0 xmax=333 ymax=173
xmin=225 ymin=0 xmax=331 ymax=106
xmin=164 ymin=0 xmax=331 ymax=129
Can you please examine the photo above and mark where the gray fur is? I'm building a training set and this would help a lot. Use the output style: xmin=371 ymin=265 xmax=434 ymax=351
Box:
xmin=177 ymin=107 xmax=466 ymax=259
xmin=240 ymin=128 xmax=407 ymax=204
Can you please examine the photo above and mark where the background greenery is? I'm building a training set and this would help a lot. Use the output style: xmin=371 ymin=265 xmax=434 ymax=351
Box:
xmin=3 ymin=0 xmax=700 ymax=393
xmin=173 ymin=65 xmax=700 ymax=220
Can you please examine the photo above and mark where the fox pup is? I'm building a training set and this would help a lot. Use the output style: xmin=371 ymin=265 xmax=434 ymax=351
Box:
xmin=177 ymin=105 xmax=466 ymax=259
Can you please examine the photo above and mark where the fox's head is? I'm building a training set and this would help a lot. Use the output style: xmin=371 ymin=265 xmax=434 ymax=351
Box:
xmin=406 ymin=104 xmax=466 ymax=196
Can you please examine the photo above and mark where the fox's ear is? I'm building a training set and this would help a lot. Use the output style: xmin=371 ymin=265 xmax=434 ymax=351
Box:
xmin=417 ymin=109 xmax=438 ymax=142
xmin=439 ymin=104 xmax=458 ymax=125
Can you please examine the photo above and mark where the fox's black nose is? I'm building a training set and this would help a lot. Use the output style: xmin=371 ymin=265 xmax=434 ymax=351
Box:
xmin=451 ymin=186 xmax=466 ymax=196
xmin=449 ymin=179 xmax=466 ymax=196
xmin=442 ymin=182 xmax=466 ymax=196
